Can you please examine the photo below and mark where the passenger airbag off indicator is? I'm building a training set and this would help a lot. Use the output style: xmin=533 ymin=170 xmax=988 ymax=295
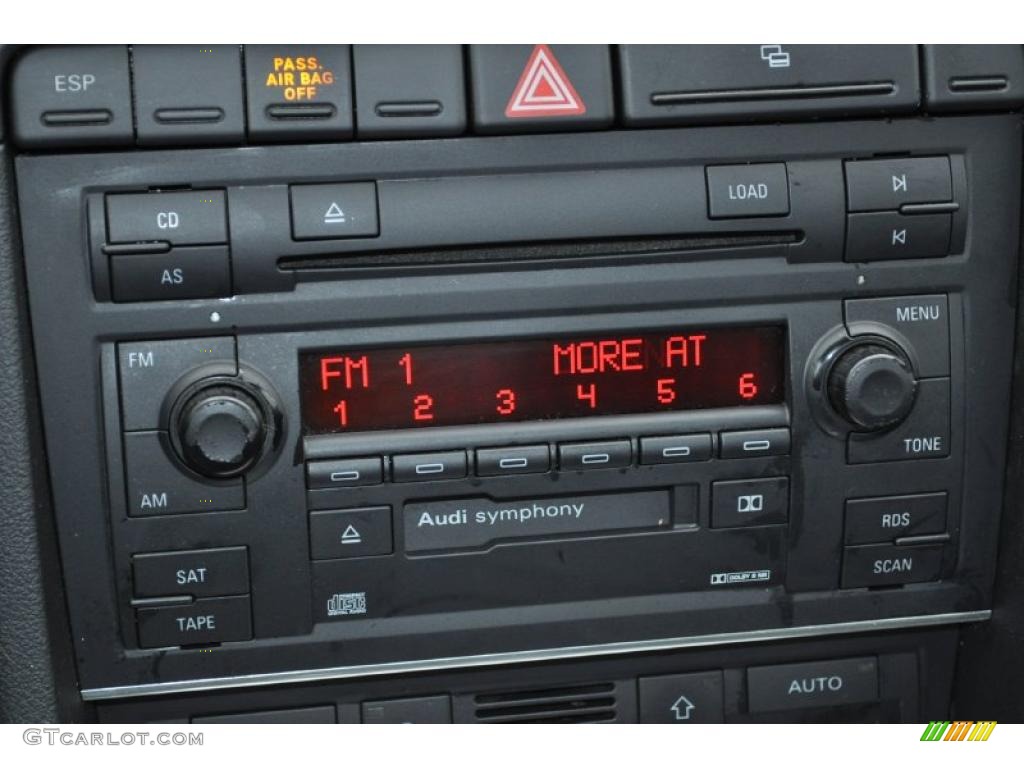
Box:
xmin=244 ymin=45 xmax=354 ymax=141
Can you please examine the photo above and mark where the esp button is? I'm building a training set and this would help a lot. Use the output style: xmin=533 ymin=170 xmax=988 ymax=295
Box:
xmin=106 ymin=191 xmax=228 ymax=246
xmin=11 ymin=45 xmax=134 ymax=148
xmin=133 ymin=546 xmax=249 ymax=598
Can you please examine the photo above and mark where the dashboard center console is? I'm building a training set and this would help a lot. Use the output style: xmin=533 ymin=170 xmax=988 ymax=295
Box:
xmin=8 ymin=45 xmax=1023 ymax=720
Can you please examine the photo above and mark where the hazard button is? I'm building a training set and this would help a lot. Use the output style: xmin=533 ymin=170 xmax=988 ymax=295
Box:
xmin=289 ymin=182 xmax=380 ymax=241
xmin=469 ymin=45 xmax=614 ymax=133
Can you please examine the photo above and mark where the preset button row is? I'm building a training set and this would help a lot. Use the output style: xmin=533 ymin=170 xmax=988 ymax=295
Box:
xmin=306 ymin=428 xmax=791 ymax=490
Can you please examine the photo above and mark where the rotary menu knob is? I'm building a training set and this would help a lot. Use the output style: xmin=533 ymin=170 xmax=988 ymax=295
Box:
xmin=827 ymin=342 xmax=918 ymax=432
xmin=174 ymin=383 xmax=269 ymax=478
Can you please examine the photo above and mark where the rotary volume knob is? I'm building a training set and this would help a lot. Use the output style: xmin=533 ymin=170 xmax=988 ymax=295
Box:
xmin=174 ymin=384 xmax=269 ymax=479
xmin=827 ymin=342 xmax=918 ymax=432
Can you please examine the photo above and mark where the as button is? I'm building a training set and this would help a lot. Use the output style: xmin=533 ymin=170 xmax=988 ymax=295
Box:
xmin=109 ymin=246 xmax=231 ymax=302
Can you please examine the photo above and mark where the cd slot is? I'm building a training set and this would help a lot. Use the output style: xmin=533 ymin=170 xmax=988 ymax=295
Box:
xmin=279 ymin=232 xmax=802 ymax=273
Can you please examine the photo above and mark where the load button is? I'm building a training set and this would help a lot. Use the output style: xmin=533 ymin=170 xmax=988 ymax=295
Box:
xmin=706 ymin=163 xmax=790 ymax=219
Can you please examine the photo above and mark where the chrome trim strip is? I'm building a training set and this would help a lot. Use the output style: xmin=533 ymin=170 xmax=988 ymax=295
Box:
xmin=81 ymin=610 xmax=990 ymax=701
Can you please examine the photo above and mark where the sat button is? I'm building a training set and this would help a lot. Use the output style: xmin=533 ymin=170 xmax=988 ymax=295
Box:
xmin=133 ymin=546 xmax=249 ymax=598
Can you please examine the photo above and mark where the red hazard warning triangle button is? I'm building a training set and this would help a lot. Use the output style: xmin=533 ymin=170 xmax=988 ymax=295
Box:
xmin=469 ymin=45 xmax=614 ymax=133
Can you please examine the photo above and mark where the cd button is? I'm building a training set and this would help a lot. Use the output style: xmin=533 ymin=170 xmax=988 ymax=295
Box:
xmin=719 ymin=428 xmax=790 ymax=459
xmin=306 ymin=457 xmax=384 ymax=489
xmin=558 ymin=440 xmax=631 ymax=471
xmin=476 ymin=445 xmax=550 ymax=476
xmin=392 ymin=451 xmax=467 ymax=483
xmin=640 ymin=434 xmax=712 ymax=464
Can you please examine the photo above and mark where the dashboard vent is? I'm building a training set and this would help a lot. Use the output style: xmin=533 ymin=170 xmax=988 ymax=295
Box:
xmin=473 ymin=682 xmax=618 ymax=723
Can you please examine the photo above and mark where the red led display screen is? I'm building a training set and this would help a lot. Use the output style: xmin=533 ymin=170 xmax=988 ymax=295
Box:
xmin=299 ymin=326 xmax=785 ymax=434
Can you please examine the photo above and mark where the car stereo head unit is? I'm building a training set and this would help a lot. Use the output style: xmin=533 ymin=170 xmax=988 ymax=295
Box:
xmin=12 ymin=73 xmax=1018 ymax=701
